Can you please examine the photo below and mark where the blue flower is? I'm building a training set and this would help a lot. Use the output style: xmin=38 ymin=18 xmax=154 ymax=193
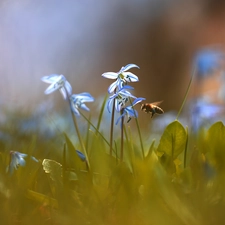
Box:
xmin=70 ymin=92 xmax=94 ymax=116
xmin=102 ymin=64 xmax=139 ymax=93
xmin=7 ymin=151 xmax=38 ymax=175
xmin=107 ymin=86 xmax=137 ymax=113
xmin=76 ymin=150 xmax=86 ymax=161
xmin=194 ymin=48 xmax=224 ymax=77
xmin=191 ymin=98 xmax=223 ymax=131
xmin=116 ymin=97 xmax=145 ymax=124
xmin=41 ymin=74 xmax=72 ymax=99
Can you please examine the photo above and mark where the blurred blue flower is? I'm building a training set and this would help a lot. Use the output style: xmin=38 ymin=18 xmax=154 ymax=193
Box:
xmin=76 ymin=150 xmax=86 ymax=161
xmin=107 ymin=86 xmax=136 ymax=113
xmin=41 ymin=74 xmax=72 ymax=99
xmin=191 ymin=98 xmax=223 ymax=131
xmin=116 ymin=97 xmax=145 ymax=124
xmin=194 ymin=48 xmax=224 ymax=77
xmin=70 ymin=92 xmax=94 ymax=116
xmin=102 ymin=64 xmax=139 ymax=93
xmin=7 ymin=151 xmax=38 ymax=175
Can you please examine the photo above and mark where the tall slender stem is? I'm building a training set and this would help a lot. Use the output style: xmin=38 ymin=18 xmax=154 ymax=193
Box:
xmin=70 ymin=108 xmax=90 ymax=170
xmin=66 ymin=92 xmax=90 ymax=170
xmin=176 ymin=67 xmax=196 ymax=120
xmin=134 ymin=117 xmax=145 ymax=159
xmin=120 ymin=109 xmax=124 ymax=162
xmin=184 ymin=126 xmax=188 ymax=168
xmin=110 ymin=96 xmax=116 ymax=156
xmin=128 ymin=97 xmax=145 ymax=159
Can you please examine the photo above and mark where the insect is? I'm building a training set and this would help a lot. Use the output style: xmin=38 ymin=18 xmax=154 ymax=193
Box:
xmin=141 ymin=101 xmax=164 ymax=118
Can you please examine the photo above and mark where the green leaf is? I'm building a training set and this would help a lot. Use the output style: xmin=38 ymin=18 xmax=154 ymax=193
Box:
xmin=206 ymin=121 xmax=225 ymax=168
xmin=207 ymin=121 xmax=225 ymax=147
xmin=64 ymin=133 xmax=84 ymax=171
xmin=26 ymin=189 xmax=58 ymax=208
xmin=157 ymin=120 xmax=187 ymax=159
xmin=145 ymin=139 xmax=155 ymax=161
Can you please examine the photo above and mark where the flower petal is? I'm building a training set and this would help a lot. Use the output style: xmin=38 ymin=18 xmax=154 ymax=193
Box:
xmin=115 ymin=112 xmax=126 ymax=125
xmin=65 ymin=81 xmax=73 ymax=96
xmin=122 ymin=64 xmax=140 ymax=72
xmin=76 ymin=150 xmax=86 ymax=161
xmin=41 ymin=74 xmax=60 ymax=83
xmin=71 ymin=93 xmax=94 ymax=102
xmin=132 ymin=97 xmax=146 ymax=106
xmin=108 ymin=80 xmax=120 ymax=93
xmin=102 ymin=72 xmax=118 ymax=79
xmin=80 ymin=103 xmax=90 ymax=112
xmin=124 ymin=107 xmax=135 ymax=117
xmin=71 ymin=105 xmax=81 ymax=116
xmin=107 ymin=98 xmax=114 ymax=113
xmin=44 ymin=83 xmax=60 ymax=94
xmin=59 ymin=88 xmax=67 ymax=100
xmin=123 ymin=72 xmax=139 ymax=82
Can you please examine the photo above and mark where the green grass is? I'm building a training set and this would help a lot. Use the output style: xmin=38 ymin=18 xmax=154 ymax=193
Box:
xmin=1 ymin=106 xmax=225 ymax=225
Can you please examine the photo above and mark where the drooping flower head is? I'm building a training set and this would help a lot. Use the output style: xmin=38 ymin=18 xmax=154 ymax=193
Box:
xmin=102 ymin=64 xmax=139 ymax=93
xmin=7 ymin=151 xmax=38 ymax=175
xmin=107 ymin=85 xmax=137 ymax=113
xmin=41 ymin=74 xmax=72 ymax=100
xmin=116 ymin=97 xmax=145 ymax=124
xmin=70 ymin=92 xmax=94 ymax=116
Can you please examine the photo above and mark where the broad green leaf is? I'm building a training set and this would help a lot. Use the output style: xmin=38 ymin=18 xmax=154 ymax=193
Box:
xmin=64 ymin=133 xmax=84 ymax=171
xmin=207 ymin=121 xmax=225 ymax=168
xmin=207 ymin=121 xmax=225 ymax=148
xmin=157 ymin=120 xmax=187 ymax=159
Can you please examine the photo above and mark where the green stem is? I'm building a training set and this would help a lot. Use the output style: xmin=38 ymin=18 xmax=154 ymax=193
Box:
xmin=110 ymin=97 xmax=116 ymax=156
xmin=128 ymin=97 xmax=145 ymax=159
xmin=134 ymin=117 xmax=145 ymax=159
xmin=184 ymin=126 xmax=188 ymax=169
xmin=120 ymin=110 xmax=124 ymax=162
xmin=70 ymin=111 xmax=90 ymax=170
xmin=80 ymin=111 xmax=111 ymax=148
xmin=176 ymin=67 xmax=196 ymax=120
xmin=66 ymin=92 xmax=90 ymax=170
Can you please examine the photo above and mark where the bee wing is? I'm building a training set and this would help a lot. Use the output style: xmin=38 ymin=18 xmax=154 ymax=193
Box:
xmin=149 ymin=101 xmax=163 ymax=106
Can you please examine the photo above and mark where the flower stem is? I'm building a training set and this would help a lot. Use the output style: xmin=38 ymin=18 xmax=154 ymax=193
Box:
xmin=66 ymin=92 xmax=90 ymax=170
xmin=70 ymin=110 xmax=90 ymax=170
xmin=134 ymin=117 xmax=145 ymax=159
xmin=128 ymin=97 xmax=145 ymax=159
xmin=110 ymin=97 xmax=116 ymax=156
xmin=120 ymin=109 xmax=124 ymax=162
xmin=184 ymin=126 xmax=188 ymax=169
xmin=176 ymin=67 xmax=196 ymax=120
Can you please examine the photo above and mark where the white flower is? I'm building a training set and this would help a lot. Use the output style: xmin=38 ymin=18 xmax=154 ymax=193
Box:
xmin=102 ymin=64 xmax=139 ymax=93
xmin=70 ymin=92 xmax=94 ymax=116
xmin=116 ymin=97 xmax=145 ymax=124
xmin=41 ymin=74 xmax=72 ymax=100
xmin=107 ymin=85 xmax=136 ymax=113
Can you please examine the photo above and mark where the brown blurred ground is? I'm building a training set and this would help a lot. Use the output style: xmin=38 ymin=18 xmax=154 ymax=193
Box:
xmin=0 ymin=0 xmax=225 ymax=114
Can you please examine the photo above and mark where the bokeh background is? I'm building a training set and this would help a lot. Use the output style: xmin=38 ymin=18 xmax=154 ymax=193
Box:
xmin=1 ymin=0 xmax=225 ymax=113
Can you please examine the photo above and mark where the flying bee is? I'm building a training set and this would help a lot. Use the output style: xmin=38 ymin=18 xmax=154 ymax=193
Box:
xmin=141 ymin=101 xmax=164 ymax=118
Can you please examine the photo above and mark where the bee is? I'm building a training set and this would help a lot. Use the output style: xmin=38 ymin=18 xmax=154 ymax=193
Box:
xmin=141 ymin=101 xmax=164 ymax=118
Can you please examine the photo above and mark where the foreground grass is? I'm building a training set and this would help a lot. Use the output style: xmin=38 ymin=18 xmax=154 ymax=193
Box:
xmin=1 ymin=110 xmax=225 ymax=225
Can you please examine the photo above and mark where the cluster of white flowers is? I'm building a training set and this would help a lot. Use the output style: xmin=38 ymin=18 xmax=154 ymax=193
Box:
xmin=102 ymin=64 xmax=145 ymax=124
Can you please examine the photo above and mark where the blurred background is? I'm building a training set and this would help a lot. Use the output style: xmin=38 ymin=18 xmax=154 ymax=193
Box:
xmin=1 ymin=0 xmax=225 ymax=115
